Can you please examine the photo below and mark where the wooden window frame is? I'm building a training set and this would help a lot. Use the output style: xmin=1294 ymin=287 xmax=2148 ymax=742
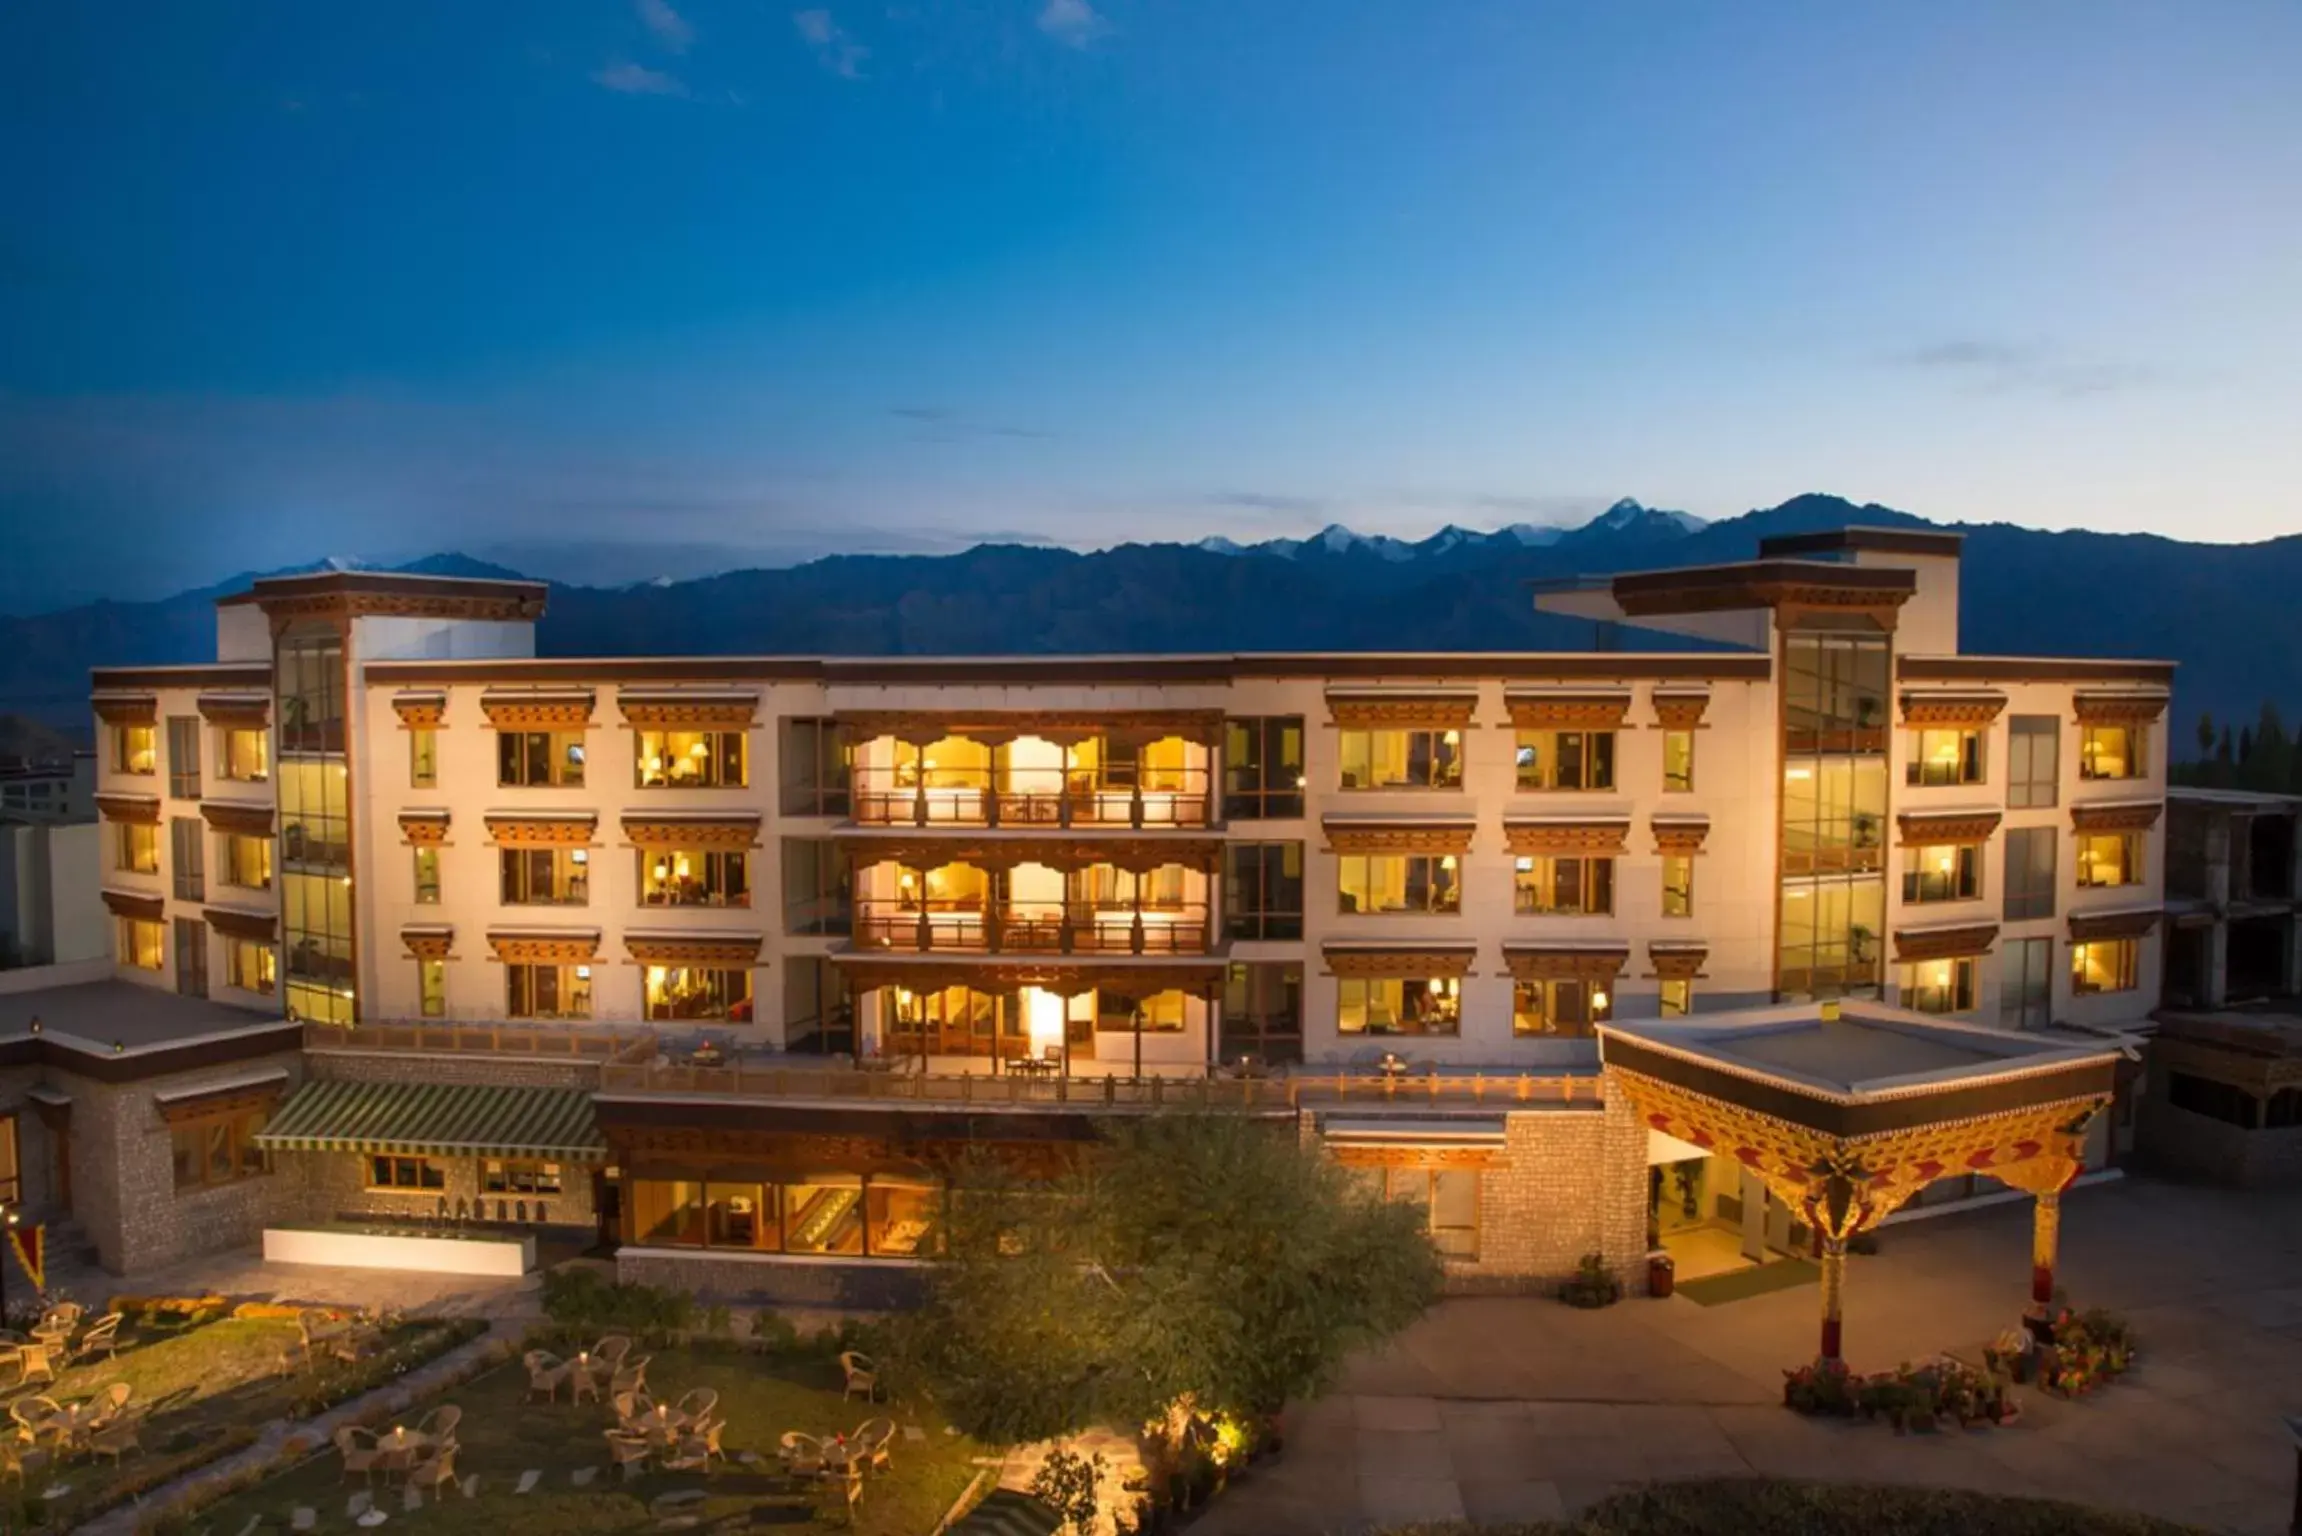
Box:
xmin=1511 ymin=977 xmax=1613 ymax=1038
xmin=1515 ymin=729 xmax=1617 ymax=792
xmin=635 ymin=728 xmax=749 ymax=790
xmin=113 ymin=723 xmax=157 ymax=776
xmin=496 ymin=730 xmax=587 ymax=788
xmin=2071 ymin=937 xmax=2139 ymax=996
xmin=1662 ymin=729 xmax=1695 ymax=794
xmin=410 ymin=726 xmax=438 ymax=789
xmin=1337 ymin=976 xmax=1461 ymax=1037
xmin=1511 ymin=855 xmax=1615 ymax=917
xmin=1338 ymin=728 xmax=1464 ymax=792
xmin=1339 ymin=853 xmax=1462 ymax=916
xmin=171 ymin=1107 xmax=272 ymax=1192
xmin=367 ymin=1155 xmax=447 ymax=1192
xmin=217 ymin=726 xmax=270 ymax=784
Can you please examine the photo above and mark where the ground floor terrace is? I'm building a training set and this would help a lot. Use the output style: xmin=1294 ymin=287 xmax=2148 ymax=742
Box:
xmin=1191 ymin=1176 xmax=2302 ymax=1536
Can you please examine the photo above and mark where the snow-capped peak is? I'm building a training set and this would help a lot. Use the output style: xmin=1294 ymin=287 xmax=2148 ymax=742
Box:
xmin=1313 ymin=523 xmax=1362 ymax=554
xmin=1195 ymin=536 xmax=1247 ymax=556
xmin=1503 ymin=523 xmax=1564 ymax=547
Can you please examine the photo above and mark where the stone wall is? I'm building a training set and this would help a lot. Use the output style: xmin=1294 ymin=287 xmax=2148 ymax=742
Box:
xmin=290 ymin=1146 xmax=600 ymax=1231
xmin=2137 ymin=1098 xmax=2302 ymax=1186
xmin=1446 ymin=1094 xmax=1648 ymax=1296
xmin=615 ymin=1247 xmax=927 ymax=1310
xmin=0 ymin=1066 xmax=64 ymax=1229
xmin=54 ymin=1051 xmax=310 ymax=1275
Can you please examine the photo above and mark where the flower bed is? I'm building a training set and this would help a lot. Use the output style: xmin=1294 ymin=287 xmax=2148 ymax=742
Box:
xmin=1783 ymin=1355 xmax=2019 ymax=1431
xmin=1982 ymin=1308 xmax=2138 ymax=1398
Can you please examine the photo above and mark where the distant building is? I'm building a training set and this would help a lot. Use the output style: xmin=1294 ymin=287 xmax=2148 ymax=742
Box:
xmin=2161 ymin=787 xmax=2301 ymax=1007
xmin=0 ymin=752 xmax=95 ymax=826
xmin=0 ymin=821 xmax=105 ymax=969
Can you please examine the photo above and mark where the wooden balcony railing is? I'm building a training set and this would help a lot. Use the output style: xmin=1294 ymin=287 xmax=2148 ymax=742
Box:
xmin=595 ymin=1058 xmax=1601 ymax=1111
xmin=852 ymin=903 xmax=1216 ymax=955
xmin=849 ymin=771 xmax=1214 ymax=829
xmin=303 ymin=1020 xmax=656 ymax=1061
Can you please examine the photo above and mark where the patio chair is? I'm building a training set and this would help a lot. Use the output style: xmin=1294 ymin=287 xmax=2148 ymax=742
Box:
xmin=335 ymin=1425 xmax=384 ymax=1485
xmin=523 ymin=1349 xmax=569 ymax=1402
xmin=89 ymin=1382 xmax=133 ymax=1425
xmin=0 ymin=1340 xmax=54 ymax=1389
xmin=8 ymin=1398 xmax=61 ymax=1441
xmin=672 ymin=1387 xmax=719 ymax=1423
xmin=591 ymin=1335 xmax=633 ymax=1371
xmin=839 ymin=1350 xmax=878 ymax=1402
xmin=695 ymin=1415 xmax=726 ymax=1467
xmin=605 ymin=1430 xmax=653 ymax=1482
xmin=662 ymin=1433 xmax=712 ymax=1475
xmin=818 ymin=1467 xmax=863 ymax=1526
xmin=413 ymin=1405 xmax=462 ymax=1443
xmin=609 ymin=1353 xmax=650 ymax=1398
xmin=852 ymin=1417 xmax=895 ymax=1474
xmin=612 ymin=1391 xmax=655 ymax=1427
xmin=88 ymin=1413 xmax=142 ymax=1468
xmin=73 ymin=1313 xmax=124 ymax=1363
xmin=407 ymin=1447 xmax=463 ymax=1502
xmin=778 ymin=1431 xmax=826 ymax=1478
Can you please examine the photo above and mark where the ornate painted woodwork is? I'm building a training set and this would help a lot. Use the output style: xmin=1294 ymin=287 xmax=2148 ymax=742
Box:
xmin=1322 ymin=945 xmax=1478 ymax=980
xmin=616 ymin=691 xmax=762 ymax=729
xmin=1323 ymin=819 xmax=1477 ymax=855
xmin=391 ymin=692 xmax=448 ymax=728
xmin=1651 ymin=690 xmax=1712 ymax=730
xmin=1503 ymin=819 xmax=1632 ymax=856
xmin=484 ymin=813 xmax=600 ymax=848
xmin=1649 ymin=818 xmax=1711 ymax=856
xmin=478 ymin=690 xmax=596 ymax=729
xmin=1891 ymin=923 xmax=2000 ymax=963
xmin=2070 ymin=800 xmax=2163 ymax=834
xmin=1899 ymin=692 xmax=2007 ymax=726
xmin=399 ymin=811 xmax=451 ymax=845
xmin=622 ymin=814 xmax=763 ymax=850
xmin=2072 ymin=691 xmax=2169 ymax=724
xmin=1896 ymin=810 xmax=2002 ymax=846
xmin=486 ymin=930 xmax=601 ymax=964
xmin=1323 ymin=692 xmax=1479 ymax=730
xmin=624 ymin=933 xmax=766 ymax=966
xmin=1503 ymin=692 xmax=1632 ymax=730
xmin=1501 ymin=945 xmax=1629 ymax=982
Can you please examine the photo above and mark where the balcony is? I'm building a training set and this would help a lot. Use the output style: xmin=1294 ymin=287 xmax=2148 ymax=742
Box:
xmin=850 ymin=770 xmax=1214 ymax=830
xmin=303 ymin=1020 xmax=655 ymax=1061
xmin=852 ymin=902 xmax=1217 ymax=956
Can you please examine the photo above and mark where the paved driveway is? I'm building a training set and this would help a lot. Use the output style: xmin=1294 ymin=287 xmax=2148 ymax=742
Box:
xmin=1196 ymin=1178 xmax=2302 ymax=1536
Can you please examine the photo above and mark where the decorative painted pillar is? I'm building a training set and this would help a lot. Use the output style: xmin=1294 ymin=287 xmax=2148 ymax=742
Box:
xmin=2030 ymin=1188 xmax=2062 ymax=1313
xmin=1818 ymin=1233 xmax=1848 ymax=1361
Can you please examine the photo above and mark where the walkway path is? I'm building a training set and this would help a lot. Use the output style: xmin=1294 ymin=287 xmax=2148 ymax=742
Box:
xmin=1195 ymin=1178 xmax=2302 ymax=1536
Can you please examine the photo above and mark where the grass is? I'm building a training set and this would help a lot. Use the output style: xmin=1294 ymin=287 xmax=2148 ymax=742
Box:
xmin=179 ymin=1344 xmax=995 ymax=1536
xmin=2 ymin=1315 xmax=479 ymax=1531
xmin=1374 ymin=1477 xmax=2213 ymax=1535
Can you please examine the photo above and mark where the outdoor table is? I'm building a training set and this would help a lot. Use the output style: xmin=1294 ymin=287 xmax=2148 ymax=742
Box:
xmin=375 ymin=1427 xmax=434 ymax=1477
xmin=569 ymin=1351 xmax=604 ymax=1402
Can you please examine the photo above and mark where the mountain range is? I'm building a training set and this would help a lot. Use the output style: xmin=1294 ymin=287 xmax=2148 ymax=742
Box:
xmin=6 ymin=493 xmax=2289 ymax=751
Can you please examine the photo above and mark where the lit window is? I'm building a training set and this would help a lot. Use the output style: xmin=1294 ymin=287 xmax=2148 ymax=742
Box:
xmin=1659 ymin=978 xmax=1693 ymax=1018
xmin=171 ymin=1108 xmax=271 ymax=1191
xmin=1662 ymin=730 xmax=1695 ymax=793
xmin=1512 ymin=856 xmax=1614 ymax=916
xmin=1661 ymin=855 xmax=1694 ymax=918
xmin=1897 ymin=957 xmax=1975 ymax=1014
xmin=1515 ymin=730 xmax=1616 ymax=791
xmin=498 ymin=730 xmax=586 ymax=787
xmin=1511 ymin=978 xmax=1611 ymax=1037
xmin=413 ymin=846 xmax=442 ymax=904
xmin=113 ymin=723 xmax=156 ymax=775
xmin=116 ymin=917 xmax=164 ymax=971
xmin=1339 ymin=729 xmax=1462 ymax=790
xmin=1906 ymin=728 xmax=1984 ymax=787
xmin=2078 ymin=724 xmax=2143 ymax=781
xmin=218 ymin=727 xmax=269 ymax=782
xmin=226 ymin=939 xmax=276 ymax=995
xmin=644 ymin=965 xmax=754 ymax=1022
xmin=2071 ymin=938 xmax=2139 ymax=995
xmin=410 ymin=727 xmax=438 ymax=788
xmin=506 ymin=963 xmax=594 ymax=1020
xmin=644 ymin=848 xmax=750 ymax=907
xmin=636 ymin=729 xmax=748 ymax=789
xmin=1901 ymin=843 xmax=1982 ymax=904
xmin=223 ymin=833 xmax=273 ymax=890
xmin=2076 ymin=831 xmax=2142 ymax=888
xmin=1338 ymin=854 xmax=1460 ymax=914
xmin=418 ymin=958 xmax=446 ymax=1017
xmin=1337 ymin=977 xmax=1459 ymax=1036
xmin=116 ymin=821 xmax=159 ymax=874
xmin=500 ymin=847 xmax=591 ymax=905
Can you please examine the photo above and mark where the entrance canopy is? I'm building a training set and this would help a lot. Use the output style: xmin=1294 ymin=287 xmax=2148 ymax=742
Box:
xmin=1599 ymin=1002 xmax=2120 ymax=1225
xmin=256 ymin=1080 xmax=608 ymax=1162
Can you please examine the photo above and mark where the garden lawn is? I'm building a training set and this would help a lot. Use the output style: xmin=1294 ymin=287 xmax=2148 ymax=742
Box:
xmin=4 ymin=1315 xmax=476 ymax=1531
xmin=180 ymin=1345 xmax=995 ymax=1536
xmin=1374 ymin=1477 xmax=2214 ymax=1535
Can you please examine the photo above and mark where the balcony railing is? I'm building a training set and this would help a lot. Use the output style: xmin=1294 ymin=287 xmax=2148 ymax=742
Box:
xmin=303 ymin=1020 xmax=656 ymax=1061
xmin=850 ymin=770 xmax=1214 ymax=829
xmin=597 ymin=1057 xmax=1601 ymax=1111
xmin=852 ymin=902 xmax=1216 ymax=955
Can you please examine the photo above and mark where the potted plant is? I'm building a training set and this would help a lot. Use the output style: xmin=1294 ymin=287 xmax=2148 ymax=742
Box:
xmin=1559 ymin=1253 xmax=1622 ymax=1309
xmin=1983 ymin=1326 xmax=2032 ymax=1384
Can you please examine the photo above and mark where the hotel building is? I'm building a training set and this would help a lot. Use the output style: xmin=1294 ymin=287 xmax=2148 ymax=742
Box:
xmin=12 ymin=525 xmax=2165 ymax=1315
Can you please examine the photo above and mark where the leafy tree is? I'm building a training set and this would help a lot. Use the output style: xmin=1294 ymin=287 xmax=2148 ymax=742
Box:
xmin=2196 ymin=711 xmax=2216 ymax=759
xmin=2218 ymin=726 xmax=2235 ymax=767
xmin=896 ymin=1114 xmax=1441 ymax=1446
xmin=2250 ymin=702 xmax=2293 ymax=793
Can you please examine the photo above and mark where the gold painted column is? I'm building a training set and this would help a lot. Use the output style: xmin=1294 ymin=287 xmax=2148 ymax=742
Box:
xmin=2030 ymin=1188 xmax=2062 ymax=1315
xmin=1818 ymin=1234 xmax=1848 ymax=1361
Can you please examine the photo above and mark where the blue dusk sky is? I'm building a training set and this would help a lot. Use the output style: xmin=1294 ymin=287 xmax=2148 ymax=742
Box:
xmin=2 ymin=1 xmax=2297 ymax=609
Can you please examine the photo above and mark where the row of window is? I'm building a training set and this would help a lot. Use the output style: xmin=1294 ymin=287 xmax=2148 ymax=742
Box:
xmin=407 ymin=960 xmax=754 ymax=1023
xmin=1901 ymin=828 xmax=2145 ymax=907
xmin=109 ymin=718 xmax=270 ymax=791
xmin=116 ymin=918 xmax=275 ymax=997
xmin=1908 ymin=718 xmax=2148 ymax=793
xmin=113 ymin=819 xmax=272 ymax=894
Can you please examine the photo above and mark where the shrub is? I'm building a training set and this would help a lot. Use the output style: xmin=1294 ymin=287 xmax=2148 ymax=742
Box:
xmin=1558 ymin=1253 xmax=1622 ymax=1309
xmin=1029 ymin=1448 xmax=1108 ymax=1536
xmin=538 ymin=1267 xmax=694 ymax=1341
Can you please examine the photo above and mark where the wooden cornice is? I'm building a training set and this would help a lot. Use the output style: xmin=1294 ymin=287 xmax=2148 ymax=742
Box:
xmin=1651 ymin=690 xmax=1711 ymax=730
xmin=1892 ymin=922 xmax=1999 ymax=964
xmin=1323 ymin=819 xmax=1477 ymax=856
xmin=101 ymin=889 xmax=166 ymax=923
xmin=401 ymin=925 xmax=455 ymax=960
xmin=95 ymin=793 xmax=161 ymax=826
xmin=2073 ymin=692 xmax=2169 ymax=725
xmin=618 ymin=691 xmax=762 ymax=730
xmin=1647 ymin=943 xmax=1708 ymax=981
xmin=399 ymin=810 xmax=452 ymax=846
xmin=2071 ymin=800 xmax=2163 ymax=834
xmin=1649 ymin=818 xmax=1711 ymax=856
xmin=1896 ymin=810 xmax=2002 ymax=847
xmin=1504 ymin=692 xmax=1631 ymax=731
xmin=391 ymin=692 xmax=448 ymax=729
xmin=1900 ymin=692 xmax=2007 ymax=727
xmin=200 ymin=802 xmax=275 ymax=837
xmin=623 ymin=813 xmax=764 ymax=850
xmin=1324 ymin=692 xmax=1479 ymax=731
xmin=479 ymin=690 xmax=595 ymax=730
xmin=195 ymin=693 xmax=271 ymax=728
xmin=1322 ymin=945 xmax=1478 ymax=980
xmin=485 ymin=812 xmax=600 ymax=848
xmin=203 ymin=906 xmax=278 ymax=943
xmin=1502 ymin=944 xmax=1631 ymax=982
xmin=2068 ymin=908 xmax=2161 ymax=943
xmin=625 ymin=933 xmax=765 ymax=966
xmin=91 ymin=694 xmax=158 ymax=727
xmin=486 ymin=929 xmax=602 ymax=964
xmin=1503 ymin=819 xmax=1631 ymax=857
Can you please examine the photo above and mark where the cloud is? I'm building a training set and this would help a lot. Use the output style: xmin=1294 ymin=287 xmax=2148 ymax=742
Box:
xmin=1204 ymin=491 xmax=1325 ymax=516
xmin=1890 ymin=339 xmax=2156 ymax=399
xmin=592 ymin=61 xmax=688 ymax=96
xmin=635 ymin=0 xmax=693 ymax=53
xmin=890 ymin=405 xmax=1051 ymax=440
xmin=793 ymin=9 xmax=869 ymax=77
xmin=1037 ymin=0 xmax=1105 ymax=48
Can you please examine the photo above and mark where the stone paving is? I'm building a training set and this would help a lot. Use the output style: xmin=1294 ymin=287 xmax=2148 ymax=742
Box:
xmin=1195 ymin=1177 xmax=2302 ymax=1536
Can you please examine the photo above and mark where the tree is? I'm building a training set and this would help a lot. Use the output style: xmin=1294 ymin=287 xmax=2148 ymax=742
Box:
xmin=2248 ymin=702 xmax=2293 ymax=793
xmin=896 ymin=1115 xmax=1442 ymax=1447
xmin=2196 ymin=711 xmax=2216 ymax=759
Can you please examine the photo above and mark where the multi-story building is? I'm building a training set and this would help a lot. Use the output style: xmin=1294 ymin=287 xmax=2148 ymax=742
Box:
xmin=22 ymin=525 xmax=2167 ymax=1299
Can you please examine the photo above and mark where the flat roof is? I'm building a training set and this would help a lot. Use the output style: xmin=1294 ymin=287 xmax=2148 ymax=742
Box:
xmin=0 ymin=980 xmax=291 ymax=1055
xmin=1601 ymin=1000 xmax=2123 ymax=1101
xmin=2155 ymin=1010 xmax=2302 ymax=1061
xmin=2168 ymin=787 xmax=2302 ymax=809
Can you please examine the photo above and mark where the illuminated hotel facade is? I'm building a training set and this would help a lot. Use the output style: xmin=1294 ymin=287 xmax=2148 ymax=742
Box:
xmin=55 ymin=525 xmax=2166 ymax=1297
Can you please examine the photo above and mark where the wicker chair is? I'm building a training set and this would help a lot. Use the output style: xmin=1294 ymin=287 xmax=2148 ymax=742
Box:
xmin=839 ymin=1351 xmax=879 ymax=1402
xmin=72 ymin=1313 xmax=124 ymax=1363
xmin=407 ymin=1447 xmax=463 ymax=1502
xmin=605 ymin=1431 xmax=653 ymax=1481
xmin=335 ymin=1425 xmax=384 ymax=1485
xmin=778 ymin=1431 xmax=825 ymax=1478
xmin=610 ymin=1353 xmax=651 ymax=1399
xmin=413 ymin=1405 xmax=462 ymax=1443
xmin=852 ymin=1417 xmax=896 ymax=1474
xmin=523 ymin=1350 xmax=569 ymax=1402
xmin=88 ymin=1414 xmax=143 ymax=1468
xmin=672 ymin=1387 xmax=719 ymax=1423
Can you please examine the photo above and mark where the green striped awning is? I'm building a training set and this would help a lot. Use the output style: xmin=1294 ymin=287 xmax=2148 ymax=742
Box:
xmin=254 ymin=1080 xmax=608 ymax=1162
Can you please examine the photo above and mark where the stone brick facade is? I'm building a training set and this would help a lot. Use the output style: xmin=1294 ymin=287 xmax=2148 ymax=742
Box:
xmin=1442 ymin=1094 xmax=1649 ymax=1296
xmin=287 ymin=1143 xmax=600 ymax=1233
